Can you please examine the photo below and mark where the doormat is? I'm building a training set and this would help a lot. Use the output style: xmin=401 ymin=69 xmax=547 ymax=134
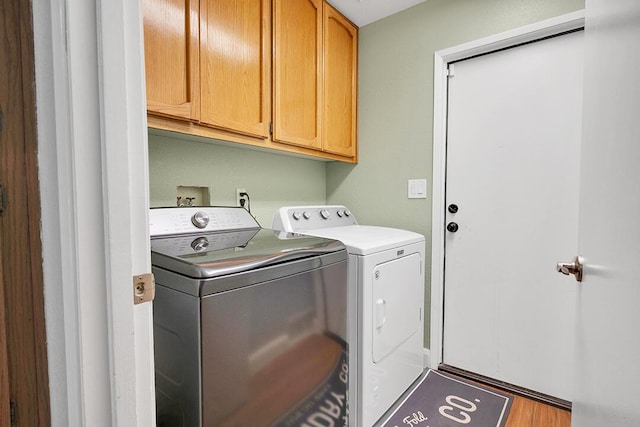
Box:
xmin=380 ymin=370 xmax=511 ymax=427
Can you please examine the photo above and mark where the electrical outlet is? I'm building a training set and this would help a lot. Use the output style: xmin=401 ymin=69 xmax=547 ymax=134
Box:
xmin=236 ymin=188 xmax=247 ymax=206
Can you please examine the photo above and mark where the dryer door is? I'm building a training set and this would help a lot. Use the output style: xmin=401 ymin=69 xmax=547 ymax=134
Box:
xmin=372 ymin=252 xmax=422 ymax=363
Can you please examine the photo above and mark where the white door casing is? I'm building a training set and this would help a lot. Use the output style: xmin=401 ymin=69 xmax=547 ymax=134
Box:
xmin=571 ymin=0 xmax=640 ymax=425
xmin=34 ymin=0 xmax=154 ymax=425
xmin=430 ymin=11 xmax=585 ymax=376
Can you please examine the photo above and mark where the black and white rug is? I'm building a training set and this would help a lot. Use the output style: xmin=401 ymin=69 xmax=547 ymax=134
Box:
xmin=379 ymin=370 xmax=512 ymax=427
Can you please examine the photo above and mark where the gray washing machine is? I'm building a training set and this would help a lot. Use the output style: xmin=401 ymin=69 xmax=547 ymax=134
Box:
xmin=150 ymin=207 xmax=350 ymax=427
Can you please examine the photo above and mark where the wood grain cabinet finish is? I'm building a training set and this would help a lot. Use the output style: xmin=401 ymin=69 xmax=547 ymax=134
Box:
xmin=143 ymin=0 xmax=357 ymax=162
xmin=272 ymin=0 xmax=323 ymax=149
xmin=143 ymin=0 xmax=200 ymax=120
xmin=200 ymin=0 xmax=271 ymax=138
xmin=273 ymin=0 xmax=357 ymax=159
xmin=323 ymin=3 xmax=357 ymax=158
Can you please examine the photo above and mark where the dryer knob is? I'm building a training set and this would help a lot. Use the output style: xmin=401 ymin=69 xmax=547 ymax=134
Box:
xmin=320 ymin=209 xmax=330 ymax=219
xmin=337 ymin=210 xmax=344 ymax=217
xmin=344 ymin=210 xmax=351 ymax=217
xmin=191 ymin=211 xmax=210 ymax=229
xmin=292 ymin=211 xmax=301 ymax=221
xmin=303 ymin=211 xmax=311 ymax=220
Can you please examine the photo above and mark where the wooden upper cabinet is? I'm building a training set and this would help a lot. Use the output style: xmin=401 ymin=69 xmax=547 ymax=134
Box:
xmin=143 ymin=0 xmax=357 ymax=161
xmin=323 ymin=3 xmax=357 ymax=158
xmin=199 ymin=0 xmax=271 ymax=138
xmin=272 ymin=0 xmax=323 ymax=149
xmin=273 ymin=0 xmax=358 ymax=159
xmin=143 ymin=0 xmax=200 ymax=120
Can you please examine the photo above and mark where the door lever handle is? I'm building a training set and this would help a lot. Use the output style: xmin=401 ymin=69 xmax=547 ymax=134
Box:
xmin=556 ymin=256 xmax=583 ymax=282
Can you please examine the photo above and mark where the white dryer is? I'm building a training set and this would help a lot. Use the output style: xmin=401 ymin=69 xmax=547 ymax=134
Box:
xmin=273 ymin=205 xmax=425 ymax=427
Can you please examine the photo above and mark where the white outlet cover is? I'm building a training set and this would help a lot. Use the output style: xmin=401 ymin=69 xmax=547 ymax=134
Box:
xmin=408 ymin=179 xmax=427 ymax=199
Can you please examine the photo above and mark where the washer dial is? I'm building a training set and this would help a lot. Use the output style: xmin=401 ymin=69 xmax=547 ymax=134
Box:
xmin=191 ymin=211 xmax=210 ymax=229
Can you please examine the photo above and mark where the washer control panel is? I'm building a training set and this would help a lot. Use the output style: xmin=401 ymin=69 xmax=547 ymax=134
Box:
xmin=273 ymin=205 xmax=358 ymax=232
xmin=150 ymin=206 xmax=259 ymax=236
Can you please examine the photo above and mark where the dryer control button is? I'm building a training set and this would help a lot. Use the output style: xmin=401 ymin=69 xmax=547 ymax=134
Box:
xmin=303 ymin=211 xmax=311 ymax=220
xmin=337 ymin=210 xmax=344 ymax=217
xmin=320 ymin=209 xmax=330 ymax=219
xmin=292 ymin=211 xmax=301 ymax=220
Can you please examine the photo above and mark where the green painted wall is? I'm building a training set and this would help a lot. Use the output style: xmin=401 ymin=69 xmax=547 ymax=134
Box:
xmin=326 ymin=0 xmax=585 ymax=349
xmin=148 ymin=0 xmax=584 ymax=352
xmin=148 ymin=130 xmax=326 ymax=226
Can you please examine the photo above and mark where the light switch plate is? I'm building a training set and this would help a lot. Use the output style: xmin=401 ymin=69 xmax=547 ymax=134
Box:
xmin=408 ymin=179 xmax=427 ymax=199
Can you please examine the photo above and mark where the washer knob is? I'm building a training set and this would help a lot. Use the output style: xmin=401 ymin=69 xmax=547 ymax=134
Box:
xmin=344 ymin=210 xmax=351 ymax=217
xmin=303 ymin=211 xmax=311 ymax=220
xmin=337 ymin=210 xmax=344 ymax=217
xmin=292 ymin=211 xmax=301 ymax=220
xmin=191 ymin=211 xmax=210 ymax=229
xmin=320 ymin=209 xmax=330 ymax=219
xmin=191 ymin=237 xmax=209 ymax=252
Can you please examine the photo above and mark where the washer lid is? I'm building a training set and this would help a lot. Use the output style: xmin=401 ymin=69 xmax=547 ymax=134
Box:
xmin=298 ymin=225 xmax=424 ymax=256
xmin=151 ymin=228 xmax=345 ymax=279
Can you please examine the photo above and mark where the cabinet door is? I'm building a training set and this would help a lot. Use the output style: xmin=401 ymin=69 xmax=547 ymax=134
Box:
xmin=323 ymin=3 xmax=357 ymax=158
xmin=143 ymin=0 xmax=200 ymax=120
xmin=272 ymin=0 xmax=323 ymax=149
xmin=200 ymin=0 xmax=271 ymax=138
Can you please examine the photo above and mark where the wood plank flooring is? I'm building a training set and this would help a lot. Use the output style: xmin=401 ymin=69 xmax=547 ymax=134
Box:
xmin=442 ymin=369 xmax=571 ymax=427
xmin=456 ymin=374 xmax=572 ymax=427
xmin=504 ymin=393 xmax=571 ymax=427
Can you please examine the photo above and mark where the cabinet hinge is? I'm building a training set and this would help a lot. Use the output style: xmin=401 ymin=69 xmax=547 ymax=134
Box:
xmin=10 ymin=400 xmax=16 ymax=425
xmin=269 ymin=122 xmax=273 ymax=135
xmin=0 ymin=185 xmax=6 ymax=216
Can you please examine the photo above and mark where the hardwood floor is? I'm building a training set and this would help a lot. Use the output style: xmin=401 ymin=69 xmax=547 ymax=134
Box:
xmin=504 ymin=391 xmax=571 ymax=427
xmin=442 ymin=368 xmax=571 ymax=427
xmin=461 ymin=375 xmax=572 ymax=427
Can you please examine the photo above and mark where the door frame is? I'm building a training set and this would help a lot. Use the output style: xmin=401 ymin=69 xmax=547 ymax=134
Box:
xmin=429 ymin=10 xmax=585 ymax=370
xmin=33 ymin=0 xmax=154 ymax=425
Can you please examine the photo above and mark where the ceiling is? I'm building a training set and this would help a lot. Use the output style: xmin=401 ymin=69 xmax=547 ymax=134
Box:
xmin=326 ymin=0 xmax=427 ymax=27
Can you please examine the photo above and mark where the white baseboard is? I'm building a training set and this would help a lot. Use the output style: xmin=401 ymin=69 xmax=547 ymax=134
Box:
xmin=423 ymin=348 xmax=431 ymax=369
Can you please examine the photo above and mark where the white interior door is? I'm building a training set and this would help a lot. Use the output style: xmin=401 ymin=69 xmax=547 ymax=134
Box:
xmin=442 ymin=30 xmax=583 ymax=401
xmin=570 ymin=1 xmax=640 ymax=425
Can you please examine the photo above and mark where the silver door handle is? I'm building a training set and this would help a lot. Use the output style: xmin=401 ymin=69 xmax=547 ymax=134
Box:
xmin=556 ymin=256 xmax=583 ymax=282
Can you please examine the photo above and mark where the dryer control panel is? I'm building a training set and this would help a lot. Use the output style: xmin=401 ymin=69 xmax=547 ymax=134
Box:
xmin=273 ymin=205 xmax=358 ymax=232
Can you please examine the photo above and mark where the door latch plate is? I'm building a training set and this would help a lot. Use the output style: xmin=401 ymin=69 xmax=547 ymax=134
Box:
xmin=133 ymin=273 xmax=155 ymax=305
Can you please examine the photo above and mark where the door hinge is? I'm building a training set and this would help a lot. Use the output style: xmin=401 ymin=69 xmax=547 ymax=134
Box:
xmin=447 ymin=64 xmax=455 ymax=77
xmin=133 ymin=273 xmax=155 ymax=305
xmin=0 ymin=185 xmax=6 ymax=216
xmin=10 ymin=400 xmax=16 ymax=425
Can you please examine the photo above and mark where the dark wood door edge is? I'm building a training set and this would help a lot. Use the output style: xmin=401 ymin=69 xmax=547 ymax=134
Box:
xmin=1 ymin=0 xmax=51 ymax=425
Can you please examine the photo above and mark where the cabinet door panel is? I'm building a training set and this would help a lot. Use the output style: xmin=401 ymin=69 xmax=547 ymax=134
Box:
xmin=323 ymin=4 xmax=357 ymax=158
xmin=143 ymin=0 xmax=199 ymax=120
xmin=200 ymin=0 xmax=270 ymax=138
xmin=273 ymin=0 xmax=323 ymax=149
